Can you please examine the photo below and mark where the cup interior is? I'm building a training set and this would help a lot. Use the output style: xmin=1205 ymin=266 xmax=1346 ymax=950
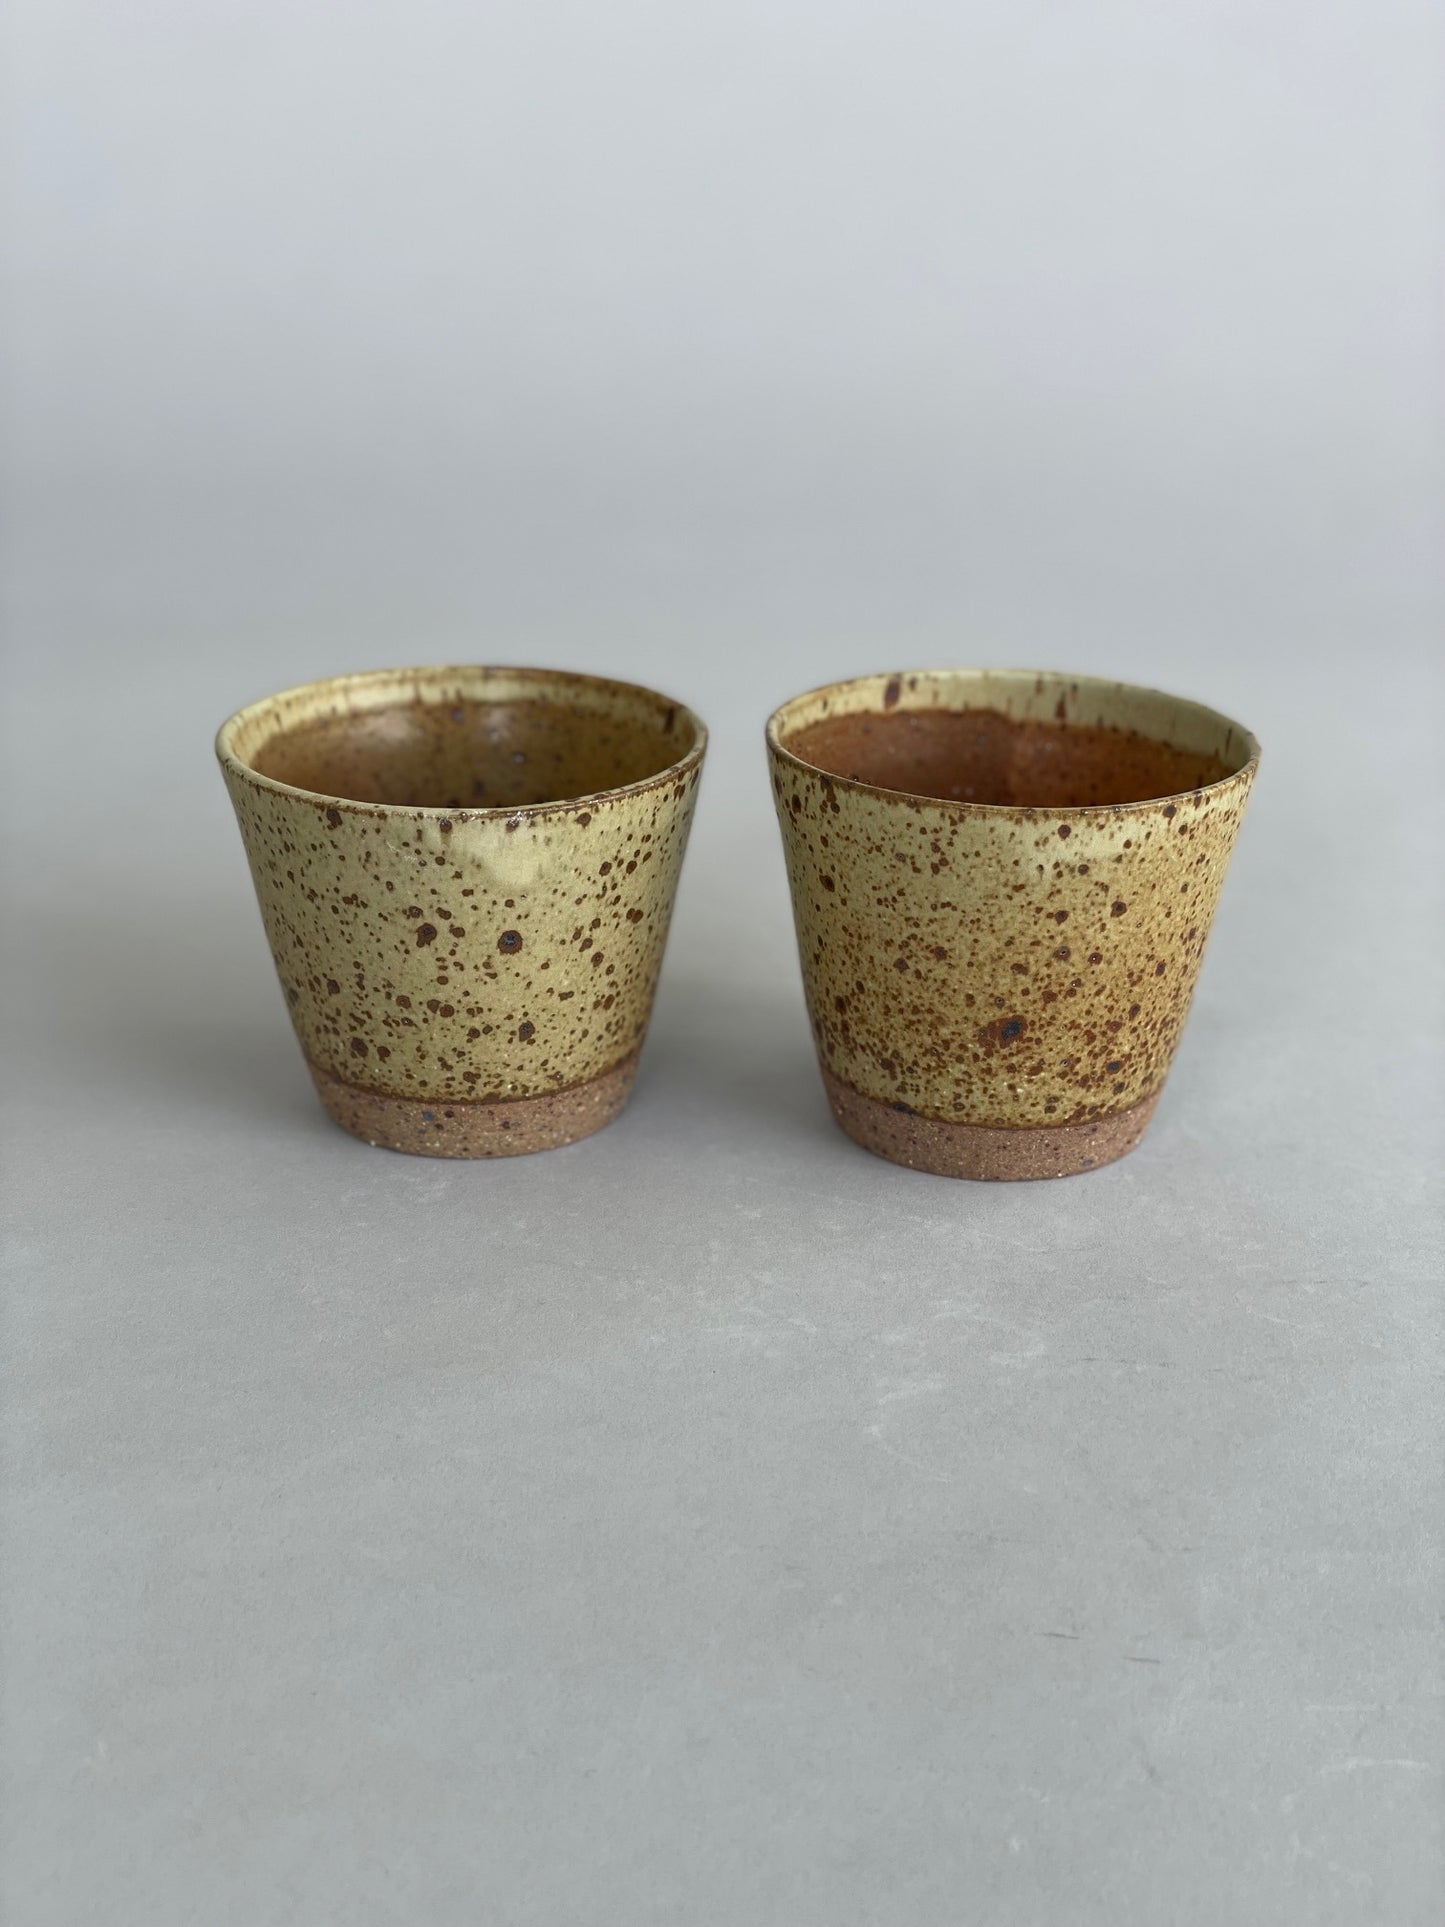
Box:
xmin=771 ymin=670 xmax=1257 ymax=809
xmin=222 ymin=668 xmax=701 ymax=811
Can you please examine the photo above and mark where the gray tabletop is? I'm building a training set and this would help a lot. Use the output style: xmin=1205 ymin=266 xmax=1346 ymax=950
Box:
xmin=4 ymin=5 xmax=1441 ymax=1920
xmin=5 ymin=611 xmax=1441 ymax=1924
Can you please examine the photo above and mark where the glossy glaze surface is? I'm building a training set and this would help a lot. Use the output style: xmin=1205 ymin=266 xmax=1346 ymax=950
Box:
xmin=768 ymin=670 xmax=1258 ymax=1177
xmin=218 ymin=666 xmax=705 ymax=1154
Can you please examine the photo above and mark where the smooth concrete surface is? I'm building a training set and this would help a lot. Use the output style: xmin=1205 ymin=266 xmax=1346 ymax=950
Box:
xmin=3 ymin=4 xmax=1440 ymax=1920
xmin=4 ymin=614 xmax=1440 ymax=1925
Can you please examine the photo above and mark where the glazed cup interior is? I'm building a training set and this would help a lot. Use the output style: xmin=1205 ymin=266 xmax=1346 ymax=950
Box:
xmin=768 ymin=669 xmax=1259 ymax=811
xmin=219 ymin=666 xmax=704 ymax=812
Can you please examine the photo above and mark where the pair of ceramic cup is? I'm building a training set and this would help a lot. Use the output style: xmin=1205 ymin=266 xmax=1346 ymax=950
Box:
xmin=217 ymin=665 xmax=1259 ymax=1180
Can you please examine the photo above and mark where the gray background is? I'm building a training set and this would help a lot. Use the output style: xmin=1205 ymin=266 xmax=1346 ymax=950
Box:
xmin=3 ymin=2 xmax=1442 ymax=1922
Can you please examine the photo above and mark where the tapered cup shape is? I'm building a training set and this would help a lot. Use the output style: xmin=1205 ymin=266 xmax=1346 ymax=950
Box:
xmin=218 ymin=666 xmax=706 ymax=1156
xmin=767 ymin=670 xmax=1258 ymax=1179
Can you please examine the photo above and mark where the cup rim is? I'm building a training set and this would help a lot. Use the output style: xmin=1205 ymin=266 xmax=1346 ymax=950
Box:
xmin=216 ymin=664 xmax=708 ymax=819
xmin=765 ymin=666 xmax=1260 ymax=814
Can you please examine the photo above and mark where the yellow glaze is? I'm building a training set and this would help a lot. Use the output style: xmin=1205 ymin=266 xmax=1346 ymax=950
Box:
xmin=218 ymin=666 xmax=705 ymax=1153
xmin=768 ymin=669 xmax=1258 ymax=1153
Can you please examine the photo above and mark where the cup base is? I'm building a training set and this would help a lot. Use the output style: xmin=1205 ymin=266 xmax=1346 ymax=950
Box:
xmin=307 ymin=1049 xmax=640 ymax=1158
xmin=820 ymin=1070 xmax=1161 ymax=1180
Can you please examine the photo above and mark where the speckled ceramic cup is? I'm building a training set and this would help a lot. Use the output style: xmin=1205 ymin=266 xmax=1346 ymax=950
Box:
xmin=767 ymin=670 xmax=1259 ymax=1179
xmin=218 ymin=666 xmax=706 ymax=1156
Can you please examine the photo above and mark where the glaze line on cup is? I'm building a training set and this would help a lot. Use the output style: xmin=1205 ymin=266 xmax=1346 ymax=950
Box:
xmin=767 ymin=670 xmax=1259 ymax=1180
xmin=218 ymin=666 xmax=706 ymax=1156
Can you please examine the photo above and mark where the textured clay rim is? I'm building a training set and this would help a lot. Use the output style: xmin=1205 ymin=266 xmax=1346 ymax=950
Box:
xmin=766 ymin=668 xmax=1261 ymax=815
xmin=216 ymin=664 xmax=708 ymax=820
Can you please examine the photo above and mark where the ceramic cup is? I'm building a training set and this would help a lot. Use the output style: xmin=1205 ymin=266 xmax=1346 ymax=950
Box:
xmin=218 ymin=666 xmax=706 ymax=1156
xmin=767 ymin=669 xmax=1259 ymax=1179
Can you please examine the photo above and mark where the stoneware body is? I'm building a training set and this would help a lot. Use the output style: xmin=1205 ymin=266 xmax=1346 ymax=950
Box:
xmin=218 ymin=666 xmax=706 ymax=1156
xmin=767 ymin=670 xmax=1259 ymax=1179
